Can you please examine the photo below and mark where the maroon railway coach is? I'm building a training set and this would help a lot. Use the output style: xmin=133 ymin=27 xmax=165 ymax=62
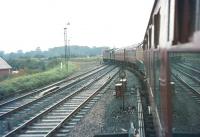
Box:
xmin=103 ymin=0 xmax=200 ymax=137
xmin=143 ymin=0 xmax=200 ymax=137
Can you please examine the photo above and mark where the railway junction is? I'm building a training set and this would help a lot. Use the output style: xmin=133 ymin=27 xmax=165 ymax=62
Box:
xmin=0 ymin=64 xmax=148 ymax=137
xmin=1 ymin=0 xmax=200 ymax=137
xmin=1 ymin=54 xmax=200 ymax=137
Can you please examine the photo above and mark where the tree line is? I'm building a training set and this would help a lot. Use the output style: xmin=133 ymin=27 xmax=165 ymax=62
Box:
xmin=0 ymin=45 xmax=107 ymax=60
xmin=0 ymin=45 xmax=107 ymax=72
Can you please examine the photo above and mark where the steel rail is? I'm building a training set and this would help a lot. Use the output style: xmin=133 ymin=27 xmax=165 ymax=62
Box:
xmin=0 ymin=65 xmax=108 ymax=120
xmin=0 ymin=65 xmax=105 ymax=108
xmin=173 ymin=65 xmax=200 ymax=85
xmin=46 ymin=70 xmax=118 ymax=137
xmin=176 ymin=75 xmax=200 ymax=96
xmin=178 ymin=63 xmax=200 ymax=75
xmin=172 ymin=71 xmax=200 ymax=96
xmin=3 ymin=67 xmax=117 ymax=137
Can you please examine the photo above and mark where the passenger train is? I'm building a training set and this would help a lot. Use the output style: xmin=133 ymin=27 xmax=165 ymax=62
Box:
xmin=103 ymin=0 xmax=200 ymax=137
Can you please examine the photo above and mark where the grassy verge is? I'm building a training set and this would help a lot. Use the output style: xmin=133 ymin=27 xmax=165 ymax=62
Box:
xmin=0 ymin=62 xmax=76 ymax=98
xmin=70 ymin=56 xmax=102 ymax=62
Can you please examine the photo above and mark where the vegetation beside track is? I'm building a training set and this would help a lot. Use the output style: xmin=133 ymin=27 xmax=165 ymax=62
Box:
xmin=70 ymin=56 xmax=102 ymax=62
xmin=0 ymin=62 xmax=76 ymax=98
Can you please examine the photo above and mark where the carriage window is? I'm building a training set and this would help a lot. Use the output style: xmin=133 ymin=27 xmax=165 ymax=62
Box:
xmin=167 ymin=0 xmax=171 ymax=41
xmin=143 ymin=37 xmax=147 ymax=50
xmin=195 ymin=0 xmax=200 ymax=30
xmin=149 ymin=28 xmax=152 ymax=49
xmin=142 ymin=45 xmax=145 ymax=50
xmin=173 ymin=0 xmax=199 ymax=44
xmin=154 ymin=10 xmax=160 ymax=48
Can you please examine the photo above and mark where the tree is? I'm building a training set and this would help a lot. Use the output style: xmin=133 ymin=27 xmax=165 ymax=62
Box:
xmin=0 ymin=51 xmax=4 ymax=57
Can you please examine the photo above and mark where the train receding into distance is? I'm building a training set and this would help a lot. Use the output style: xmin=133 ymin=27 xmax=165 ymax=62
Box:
xmin=103 ymin=0 xmax=200 ymax=137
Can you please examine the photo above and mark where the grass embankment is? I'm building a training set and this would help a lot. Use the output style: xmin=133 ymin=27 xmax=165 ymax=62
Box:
xmin=0 ymin=62 xmax=76 ymax=98
xmin=70 ymin=56 xmax=102 ymax=62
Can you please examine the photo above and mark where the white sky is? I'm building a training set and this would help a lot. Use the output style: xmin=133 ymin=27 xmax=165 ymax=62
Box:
xmin=0 ymin=0 xmax=154 ymax=53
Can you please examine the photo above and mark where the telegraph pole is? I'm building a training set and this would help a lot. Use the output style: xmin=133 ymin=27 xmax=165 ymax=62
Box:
xmin=68 ymin=40 xmax=70 ymax=59
xmin=64 ymin=27 xmax=67 ymax=71
xmin=64 ymin=22 xmax=70 ymax=72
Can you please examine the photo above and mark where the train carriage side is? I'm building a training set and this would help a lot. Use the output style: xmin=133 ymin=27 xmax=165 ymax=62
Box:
xmin=144 ymin=0 xmax=200 ymax=137
xmin=142 ymin=1 xmax=173 ymax=137
xmin=102 ymin=1 xmax=200 ymax=137
xmin=135 ymin=45 xmax=145 ymax=74
xmin=114 ymin=49 xmax=125 ymax=63
xmin=125 ymin=47 xmax=136 ymax=64
xmin=110 ymin=49 xmax=115 ymax=63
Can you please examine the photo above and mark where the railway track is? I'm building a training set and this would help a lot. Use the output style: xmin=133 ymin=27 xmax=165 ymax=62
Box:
xmin=183 ymin=62 xmax=200 ymax=72
xmin=0 ymin=65 xmax=113 ymax=136
xmin=176 ymin=63 xmax=200 ymax=78
xmin=172 ymin=65 xmax=200 ymax=98
xmin=0 ymin=65 xmax=105 ymax=108
xmin=171 ymin=68 xmax=200 ymax=133
xmin=3 ymin=67 xmax=119 ymax=137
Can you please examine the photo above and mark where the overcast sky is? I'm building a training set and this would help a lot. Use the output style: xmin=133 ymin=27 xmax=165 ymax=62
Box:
xmin=0 ymin=0 xmax=154 ymax=53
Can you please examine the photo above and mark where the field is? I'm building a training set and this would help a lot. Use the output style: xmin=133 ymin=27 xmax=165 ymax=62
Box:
xmin=0 ymin=56 xmax=102 ymax=99
xmin=0 ymin=62 xmax=76 ymax=98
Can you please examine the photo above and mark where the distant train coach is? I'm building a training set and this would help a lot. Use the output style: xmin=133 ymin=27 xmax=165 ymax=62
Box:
xmin=102 ymin=43 xmax=143 ymax=67
xmin=103 ymin=49 xmax=115 ymax=63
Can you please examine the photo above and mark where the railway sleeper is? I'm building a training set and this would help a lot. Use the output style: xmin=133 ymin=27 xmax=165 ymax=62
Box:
xmin=40 ymin=119 xmax=62 ymax=123
xmin=33 ymin=123 xmax=58 ymax=126
xmin=17 ymin=134 xmax=46 ymax=137
xmin=22 ymin=129 xmax=50 ymax=134
xmin=58 ymin=128 xmax=70 ymax=133
xmin=45 ymin=116 xmax=66 ymax=119
xmin=55 ymin=133 xmax=69 ymax=137
xmin=28 ymin=126 xmax=55 ymax=130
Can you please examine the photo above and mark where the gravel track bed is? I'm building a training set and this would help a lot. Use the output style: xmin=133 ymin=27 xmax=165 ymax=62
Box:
xmin=68 ymin=70 xmax=141 ymax=137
